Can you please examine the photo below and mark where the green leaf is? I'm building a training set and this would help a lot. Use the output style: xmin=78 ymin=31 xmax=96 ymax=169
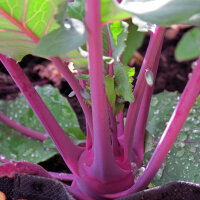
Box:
xmin=175 ymin=27 xmax=200 ymax=61
xmin=108 ymin=21 xmax=128 ymax=61
xmin=102 ymin=26 xmax=109 ymax=56
xmin=122 ymin=20 xmax=145 ymax=65
xmin=67 ymin=0 xmax=85 ymax=20
xmin=114 ymin=63 xmax=134 ymax=102
xmin=145 ymin=92 xmax=200 ymax=186
xmin=34 ymin=18 xmax=87 ymax=57
xmin=75 ymin=74 xmax=89 ymax=81
xmin=182 ymin=14 xmax=200 ymax=26
xmin=101 ymin=0 xmax=131 ymax=23
xmin=0 ymin=0 xmax=64 ymax=61
xmin=114 ymin=102 xmax=124 ymax=115
xmin=55 ymin=0 xmax=68 ymax=25
xmin=0 ymin=85 xmax=85 ymax=163
xmin=132 ymin=16 xmax=156 ymax=32
xmin=105 ymin=75 xmax=116 ymax=108
xmin=118 ymin=0 xmax=200 ymax=26
xmin=144 ymin=130 xmax=154 ymax=153
xmin=64 ymin=49 xmax=88 ymax=71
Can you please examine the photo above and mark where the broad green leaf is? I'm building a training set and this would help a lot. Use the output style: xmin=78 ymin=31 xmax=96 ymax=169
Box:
xmin=0 ymin=0 xmax=64 ymax=61
xmin=122 ymin=20 xmax=145 ymax=65
xmin=101 ymin=0 xmax=131 ymax=23
xmin=34 ymin=18 xmax=87 ymax=57
xmin=67 ymin=0 xmax=85 ymax=20
xmin=109 ymin=21 xmax=128 ymax=61
xmin=0 ymin=85 xmax=85 ymax=163
xmin=114 ymin=63 xmax=134 ymax=102
xmin=175 ymin=28 xmax=200 ymax=61
xmin=145 ymin=92 xmax=200 ymax=186
xmin=105 ymin=75 xmax=116 ymax=108
xmin=118 ymin=0 xmax=200 ymax=26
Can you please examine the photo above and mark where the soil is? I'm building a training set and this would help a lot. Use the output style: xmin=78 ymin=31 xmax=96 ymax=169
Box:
xmin=0 ymin=27 xmax=195 ymax=172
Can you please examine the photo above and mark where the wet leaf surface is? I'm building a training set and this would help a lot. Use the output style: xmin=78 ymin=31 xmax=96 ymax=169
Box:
xmin=0 ymin=85 xmax=85 ymax=163
xmin=145 ymin=92 xmax=200 ymax=186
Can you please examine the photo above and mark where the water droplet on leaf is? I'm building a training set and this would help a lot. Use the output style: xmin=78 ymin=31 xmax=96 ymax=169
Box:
xmin=64 ymin=20 xmax=72 ymax=29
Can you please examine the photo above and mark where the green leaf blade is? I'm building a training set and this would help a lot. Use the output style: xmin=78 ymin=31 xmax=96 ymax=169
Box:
xmin=34 ymin=18 xmax=87 ymax=57
xmin=108 ymin=21 xmax=128 ymax=61
xmin=101 ymin=0 xmax=131 ymax=23
xmin=175 ymin=27 xmax=200 ymax=61
xmin=0 ymin=0 xmax=65 ymax=61
xmin=122 ymin=20 xmax=145 ymax=65
xmin=145 ymin=92 xmax=200 ymax=186
xmin=105 ymin=75 xmax=116 ymax=108
xmin=114 ymin=63 xmax=134 ymax=103
xmin=118 ymin=0 xmax=200 ymax=26
xmin=0 ymin=85 xmax=85 ymax=163
xmin=67 ymin=0 xmax=85 ymax=20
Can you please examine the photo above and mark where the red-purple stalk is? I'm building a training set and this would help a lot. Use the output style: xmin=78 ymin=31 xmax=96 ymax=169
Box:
xmin=0 ymin=111 xmax=47 ymax=141
xmin=0 ymin=54 xmax=83 ymax=176
xmin=51 ymin=57 xmax=93 ymax=134
xmin=106 ymin=57 xmax=200 ymax=198
xmin=85 ymin=0 xmax=122 ymax=179
xmin=49 ymin=172 xmax=74 ymax=182
xmin=73 ymin=1 xmax=134 ymax=198
xmin=132 ymin=36 xmax=164 ymax=165
xmin=117 ymin=111 xmax=124 ymax=137
xmin=123 ymin=26 xmax=165 ymax=165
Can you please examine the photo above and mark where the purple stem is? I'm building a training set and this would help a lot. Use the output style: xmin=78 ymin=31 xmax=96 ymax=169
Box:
xmin=117 ymin=111 xmax=124 ymax=137
xmin=106 ymin=25 xmax=120 ymax=156
xmin=0 ymin=111 xmax=47 ymax=141
xmin=85 ymin=0 xmax=124 ymax=180
xmin=133 ymin=36 xmax=164 ymax=165
xmin=0 ymin=80 xmax=48 ymax=91
xmin=0 ymin=54 xmax=83 ymax=176
xmin=0 ymin=161 xmax=52 ymax=178
xmin=108 ymin=101 xmax=120 ymax=157
xmin=49 ymin=172 xmax=74 ymax=181
xmin=123 ymin=26 xmax=165 ymax=165
xmin=107 ymin=57 xmax=200 ymax=198
xmin=51 ymin=57 xmax=93 ymax=134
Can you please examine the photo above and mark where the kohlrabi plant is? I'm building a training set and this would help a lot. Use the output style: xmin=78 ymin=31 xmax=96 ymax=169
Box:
xmin=0 ymin=0 xmax=200 ymax=199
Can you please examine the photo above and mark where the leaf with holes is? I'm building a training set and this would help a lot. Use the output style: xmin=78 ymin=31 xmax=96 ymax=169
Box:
xmin=0 ymin=85 xmax=85 ymax=163
xmin=0 ymin=0 xmax=64 ymax=61
xmin=145 ymin=92 xmax=200 ymax=186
